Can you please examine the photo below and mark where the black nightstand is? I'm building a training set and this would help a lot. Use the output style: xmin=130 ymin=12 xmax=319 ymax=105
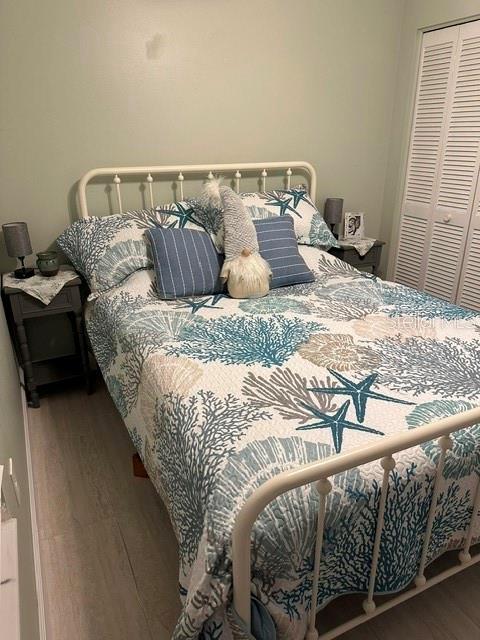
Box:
xmin=328 ymin=240 xmax=385 ymax=275
xmin=1 ymin=271 xmax=92 ymax=407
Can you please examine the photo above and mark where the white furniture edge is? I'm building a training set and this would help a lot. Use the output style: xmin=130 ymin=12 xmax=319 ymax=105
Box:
xmin=77 ymin=161 xmax=317 ymax=219
xmin=77 ymin=162 xmax=480 ymax=639
xmin=19 ymin=366 xmax=47 ymax=640
xmin=1 ymin=518 xmax=20 ymax=640
xmin=0 ymin=463 xmax=3 ymax=592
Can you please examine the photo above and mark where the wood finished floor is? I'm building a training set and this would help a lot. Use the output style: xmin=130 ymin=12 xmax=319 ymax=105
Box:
xmin=29 ymin=382 xmax=480 ymax=640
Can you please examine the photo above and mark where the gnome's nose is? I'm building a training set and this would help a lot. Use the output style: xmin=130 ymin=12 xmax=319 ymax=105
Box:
xmin=241 ymin=248 xmax=252 ymax=257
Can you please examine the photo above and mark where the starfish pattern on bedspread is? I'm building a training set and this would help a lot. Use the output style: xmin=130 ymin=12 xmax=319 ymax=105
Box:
xmin=296 ymin=400 xmax=384 ymax=453
xmin=308 ymin=369 xmax=415 ymax=423
xmin=173 ymin=293 xmax=229 ymax=314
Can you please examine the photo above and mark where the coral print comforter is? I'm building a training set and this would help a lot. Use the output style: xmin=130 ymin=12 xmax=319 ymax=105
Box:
xmin=85 ymin=246 xmax=480 ymax=640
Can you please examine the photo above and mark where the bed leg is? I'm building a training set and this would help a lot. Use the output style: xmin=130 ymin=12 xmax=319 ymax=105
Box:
xmin=132 ymin=453 xmax=149 ymax=478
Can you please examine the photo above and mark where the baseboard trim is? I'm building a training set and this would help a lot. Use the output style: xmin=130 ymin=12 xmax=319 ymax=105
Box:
xmin=19 ymin=369 xmax=47 ymax=640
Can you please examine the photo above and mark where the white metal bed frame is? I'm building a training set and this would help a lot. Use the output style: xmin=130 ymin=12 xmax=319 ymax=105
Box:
xmin=78 ymin=161 xmax=316 ymax=219
xmin=78 ymin=162 xmax=480 ymax=639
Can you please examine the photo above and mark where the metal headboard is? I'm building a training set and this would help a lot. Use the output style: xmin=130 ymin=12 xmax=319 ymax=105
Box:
xmin=77 ymin=161 xmax=317 ymax=219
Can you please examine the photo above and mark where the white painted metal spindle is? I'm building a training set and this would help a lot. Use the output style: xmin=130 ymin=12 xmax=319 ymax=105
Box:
xmin=306 ymin=478 xmax=332 ymax=640
xmin=113 ymin=174 xmax=123 ymax=214
xmin=363 ymin=456 xmax=396 ymax=614
xmin=146 ymin=173 xmax=154 ymax=208
xmin=178 ymin=172 xmax=184 ymax=201
xmin=286 ymin=167 xmax=292 ymax=189
xmin=459 ymin=474 xmax=480 ymax=563
xmin=415 ymin=435 xmax=453 ymax=587
xmin=261 ymin=169 xmax=267 ymax=191
xmin=235 ymin=170 xmax=242 ymax=193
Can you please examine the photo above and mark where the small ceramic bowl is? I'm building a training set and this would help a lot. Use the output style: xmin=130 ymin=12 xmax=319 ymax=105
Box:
xmin=37 ymin=251 xmax=59 ymax=277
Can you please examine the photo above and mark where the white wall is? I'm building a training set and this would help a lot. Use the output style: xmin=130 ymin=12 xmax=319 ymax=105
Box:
xmin=0 ymin=0 xmax=404 ymax=273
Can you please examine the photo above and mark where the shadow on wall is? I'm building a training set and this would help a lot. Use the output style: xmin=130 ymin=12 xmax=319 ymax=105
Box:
xmin=146 ymin=33 xmax=163 ymax=60
xmin=67 ymin=180 xmax=80 ymax=225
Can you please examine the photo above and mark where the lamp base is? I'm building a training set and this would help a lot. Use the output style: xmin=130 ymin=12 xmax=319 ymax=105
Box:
xmin=14 ymin=267 xmax=34 ymax=279
xmin=329 ymin=223 xmax=339 ymax=239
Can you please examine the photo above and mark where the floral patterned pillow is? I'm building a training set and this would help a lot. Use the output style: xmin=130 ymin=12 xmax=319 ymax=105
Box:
xmin=188 ymin=186 xmax=339 ymax=251
xmin=57 ymin=203 xmax=202 ymax=297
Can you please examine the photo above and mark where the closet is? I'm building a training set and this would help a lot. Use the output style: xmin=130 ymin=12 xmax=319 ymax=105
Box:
xmin=394 ymin=20 xmax=480 ymax=311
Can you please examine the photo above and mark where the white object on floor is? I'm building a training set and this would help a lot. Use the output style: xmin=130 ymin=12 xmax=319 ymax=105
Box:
xmin=3 ymin=267 xmax=78 ymax=305
xmin=1 ymin=461 xmax=20 ymax=640
xmin=0 ymin=518 xmax=20 ymax=640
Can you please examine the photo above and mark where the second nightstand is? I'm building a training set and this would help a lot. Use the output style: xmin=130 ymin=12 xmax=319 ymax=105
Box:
xmin=328 ymin=240 xmax=385 ymax=275
xmin=1 ymin=272 xmax=91 ymax=407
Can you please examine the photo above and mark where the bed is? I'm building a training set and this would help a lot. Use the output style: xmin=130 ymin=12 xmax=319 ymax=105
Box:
xmin=75 ymin=163 xmax=480 ymax=640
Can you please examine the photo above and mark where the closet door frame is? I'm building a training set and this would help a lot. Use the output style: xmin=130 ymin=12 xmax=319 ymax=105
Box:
xmin=393 ymin=25 xmax=460 ymax=290
xmin=423 ymin=19 xmax=480 ymax=302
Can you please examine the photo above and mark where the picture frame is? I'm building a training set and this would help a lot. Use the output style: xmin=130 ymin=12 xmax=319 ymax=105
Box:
xmin=343 ymin=212 xmax=365 ymax=240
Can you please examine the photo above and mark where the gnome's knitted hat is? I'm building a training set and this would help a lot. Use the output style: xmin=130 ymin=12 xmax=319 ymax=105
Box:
xmin=200 ymin=178 xmax=260 ymax=261
xmin=219 ymin=186 xmax=259 ymax=260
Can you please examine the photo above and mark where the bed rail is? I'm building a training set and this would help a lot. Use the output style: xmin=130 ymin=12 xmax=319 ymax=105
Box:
xmin=232 ymin=406 xmax=480 ymax=639
xmin=77 ymin=161 xmax=317 ymax=219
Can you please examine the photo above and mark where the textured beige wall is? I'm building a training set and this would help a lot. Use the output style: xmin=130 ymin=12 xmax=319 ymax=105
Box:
xmin=0 ymin=0 xmax=404 ymax=273
xmin=381 ymin=0 xmax=480 ymax=277
xmin=0 ymin=309 xmax=40 ymax=640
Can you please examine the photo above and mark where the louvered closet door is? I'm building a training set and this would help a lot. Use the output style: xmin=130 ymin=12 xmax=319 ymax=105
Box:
xmin=394 ymin=26 xmax=459 ymax=289
xmin=424 ymin=20 xmax=480 ymax=302
xmin=457 ymin=177 xmax=480 ymax=311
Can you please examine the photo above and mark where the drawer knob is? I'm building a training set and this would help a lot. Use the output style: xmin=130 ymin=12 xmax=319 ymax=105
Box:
xmin=443 ymin=214 xmax=452 ymax=223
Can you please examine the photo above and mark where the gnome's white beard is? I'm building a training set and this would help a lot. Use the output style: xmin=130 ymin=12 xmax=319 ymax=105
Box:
xmin=221 ymin=252 xmax=271 ymax=299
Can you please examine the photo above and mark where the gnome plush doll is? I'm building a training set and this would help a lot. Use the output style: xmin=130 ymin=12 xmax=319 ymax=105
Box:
xmin=200 ymin=178 xmax=271 ymax=298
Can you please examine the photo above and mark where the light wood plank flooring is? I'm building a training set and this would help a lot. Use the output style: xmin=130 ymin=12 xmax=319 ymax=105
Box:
xmin=28 ymin=382 xmax=480 ymax=639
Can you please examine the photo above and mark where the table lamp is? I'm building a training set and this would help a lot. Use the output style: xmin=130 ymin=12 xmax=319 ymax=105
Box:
xmin=324 ymin=198 xmax=343 ymax=238
xmin=2 ymin=222 xmax=35 ymax=278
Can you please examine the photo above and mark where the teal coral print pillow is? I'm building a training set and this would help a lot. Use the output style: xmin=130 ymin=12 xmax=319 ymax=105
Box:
xmin=242 ymin=187 xmax=339 ymax=249
xmin=189 ymin=186 xmax=339 ymax=251
xmin=57 ymin=204 xmax=202 ymax=297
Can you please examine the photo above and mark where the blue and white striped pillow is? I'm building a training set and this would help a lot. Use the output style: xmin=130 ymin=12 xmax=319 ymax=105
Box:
xmin=254 ymin=216 xmax=315 ymax=289
xmin=146 ymin=227 xmax=224 ymax=299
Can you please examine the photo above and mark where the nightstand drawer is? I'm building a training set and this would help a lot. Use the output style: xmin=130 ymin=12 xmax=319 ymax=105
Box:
xmin=19 ymin=289 xmax=71 ymax=315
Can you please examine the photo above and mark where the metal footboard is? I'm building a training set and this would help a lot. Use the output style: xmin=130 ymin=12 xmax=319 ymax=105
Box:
xmin=232 ymin=406 xmax=480 ymax=639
